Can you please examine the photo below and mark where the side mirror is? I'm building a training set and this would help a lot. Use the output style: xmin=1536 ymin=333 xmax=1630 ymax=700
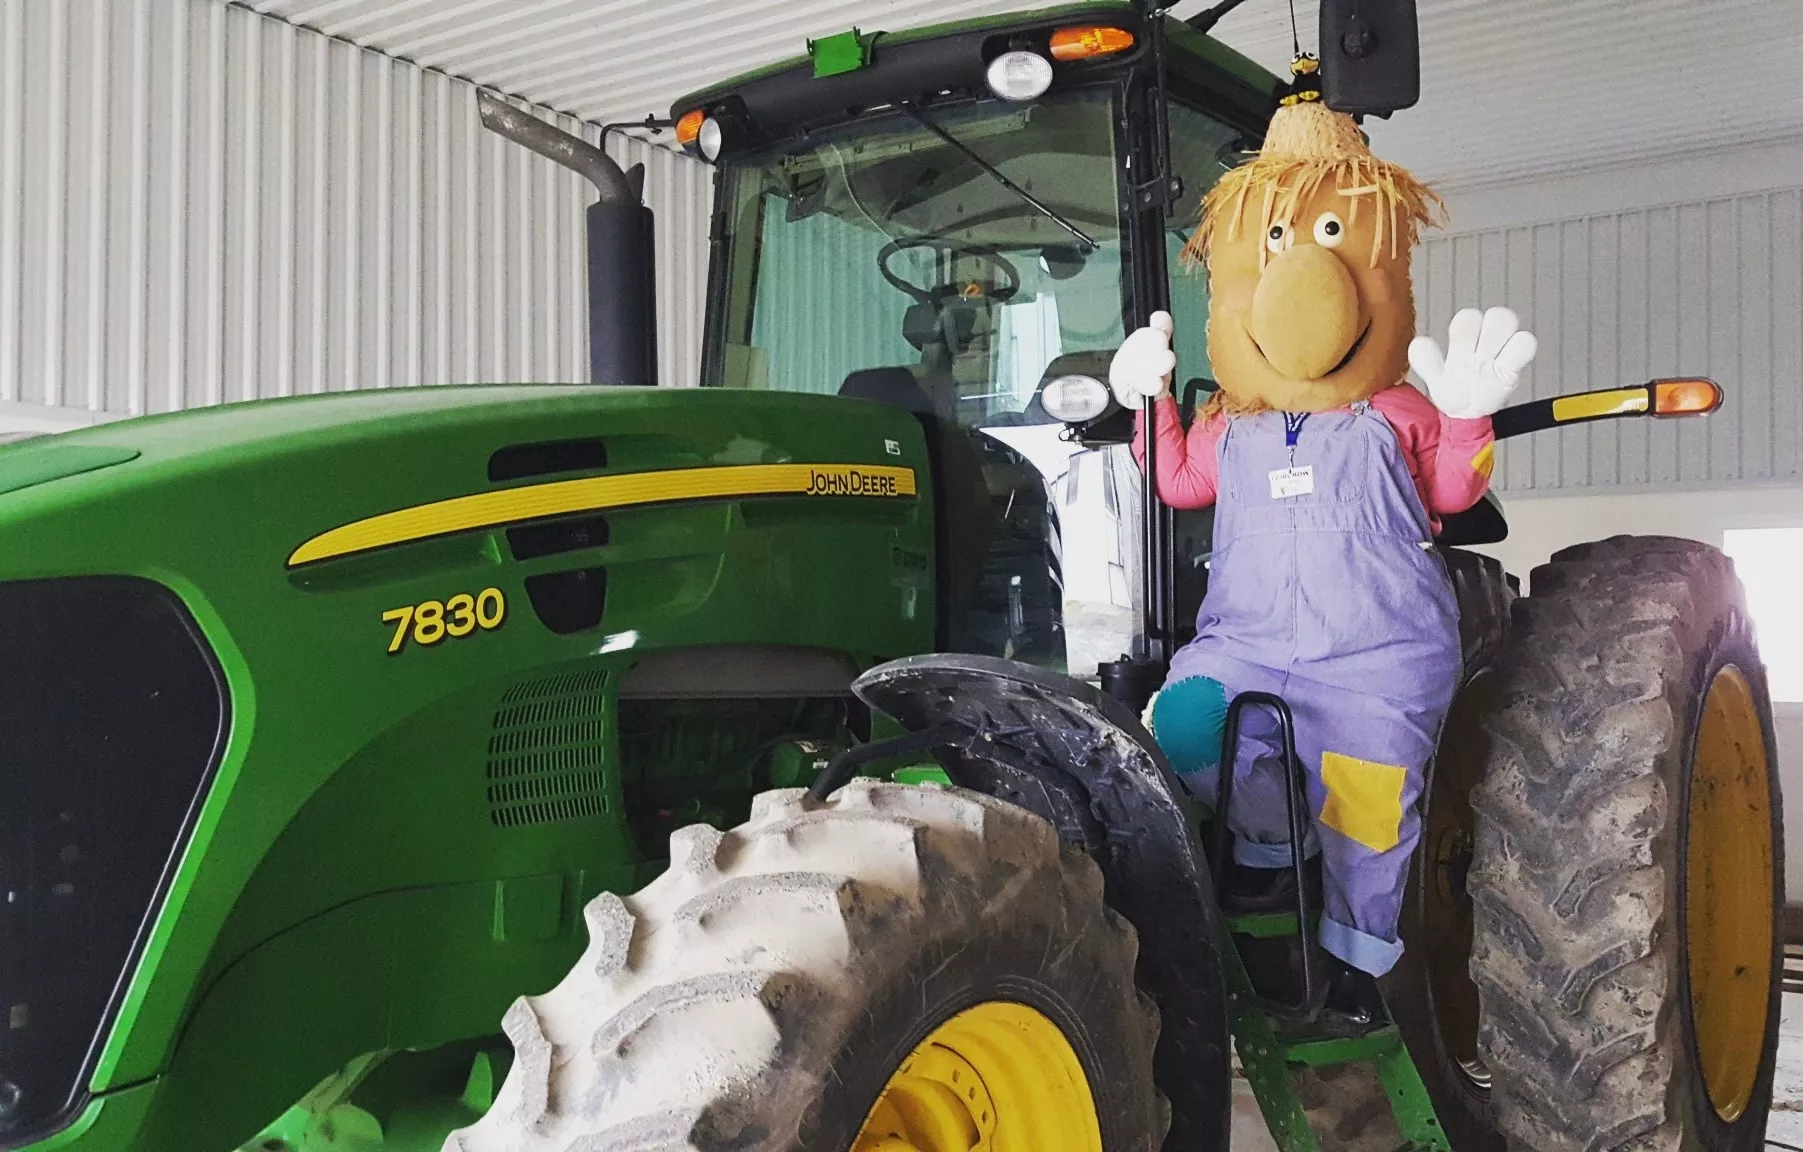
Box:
xmin=1318 ymin=0 xmax=1419 ymax=117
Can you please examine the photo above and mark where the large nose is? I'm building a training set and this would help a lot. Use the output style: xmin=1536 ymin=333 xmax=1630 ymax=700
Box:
xmin=1250 ymin=243 xmax=1362 ymax=379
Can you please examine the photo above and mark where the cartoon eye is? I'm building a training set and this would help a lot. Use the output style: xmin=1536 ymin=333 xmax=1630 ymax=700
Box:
xmin=1313 ymin=212 xmax=1346 ymax=249
xmin=1265 ymin=222 xmax=1291 ymax=253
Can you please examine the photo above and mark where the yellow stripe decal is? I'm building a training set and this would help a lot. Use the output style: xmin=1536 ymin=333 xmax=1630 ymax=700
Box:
xmin=1551 ymin=388 xmax=1649 ymax=423
xmin=289 ymin=462 xmax=917 ymax=568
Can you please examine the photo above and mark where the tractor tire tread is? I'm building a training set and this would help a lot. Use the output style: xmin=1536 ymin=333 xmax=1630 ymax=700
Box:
xmin=443 ymin=778 xmax=1163 ymax=1152
xmin=1467 ymin=535 xmax=1762 ymax=1152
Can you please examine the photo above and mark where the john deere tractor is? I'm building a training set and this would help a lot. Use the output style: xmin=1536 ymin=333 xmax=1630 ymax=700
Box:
xmin=0 ymin=2 xmax=1781 ymax=1151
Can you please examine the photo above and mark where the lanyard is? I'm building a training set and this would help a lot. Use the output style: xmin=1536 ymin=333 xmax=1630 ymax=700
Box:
xmin=1283 ymin=412 xmax=1307 ymax=466
xmin=1283 ymin=412 xmax=1308 ymax=447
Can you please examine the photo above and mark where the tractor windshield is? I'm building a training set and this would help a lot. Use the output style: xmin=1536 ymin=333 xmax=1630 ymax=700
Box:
xmin=707 ymin=88 xmax=1142 ymax=672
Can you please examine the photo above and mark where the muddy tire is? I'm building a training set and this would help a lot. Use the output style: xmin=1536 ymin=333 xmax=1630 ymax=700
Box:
xmin=1467 ymin=536 xmax=1784 ymax=1152
xmin=444 ymin=779 xmax=1167 ymax=1151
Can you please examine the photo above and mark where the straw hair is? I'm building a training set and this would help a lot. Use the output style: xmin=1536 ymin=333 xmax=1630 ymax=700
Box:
xmin=1197 ymin=383 xmax=1271 ymax=419
xmin=1182 ymin=101 xmax=1445 ymax=272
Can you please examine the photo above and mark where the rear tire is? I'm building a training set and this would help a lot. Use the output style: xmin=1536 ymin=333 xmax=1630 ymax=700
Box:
xmin=1467 ymin=536 xmax=1784 ymax=1152
xmin=444 ymin=779 xmax=1168 ymax=1151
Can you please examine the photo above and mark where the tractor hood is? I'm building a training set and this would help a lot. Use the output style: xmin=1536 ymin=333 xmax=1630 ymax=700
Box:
xmin=0 ymin=382 xmax=934 ymax=1148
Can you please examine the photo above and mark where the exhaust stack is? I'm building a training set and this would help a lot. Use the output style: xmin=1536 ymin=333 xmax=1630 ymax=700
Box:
xmin=478 ymin=92 xmax=658 ymax=388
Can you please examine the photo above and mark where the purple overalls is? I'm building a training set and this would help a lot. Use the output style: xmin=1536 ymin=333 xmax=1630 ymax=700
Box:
xmin=1168 ymin=401 xmax=1461 ymax=976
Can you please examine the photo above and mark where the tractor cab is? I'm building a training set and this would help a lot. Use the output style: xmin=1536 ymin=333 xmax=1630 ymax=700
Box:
xmin=668 ymin=9 xmax=1676 ymax=688
xmin=677 ymin=4 xmax=1273 ymax=676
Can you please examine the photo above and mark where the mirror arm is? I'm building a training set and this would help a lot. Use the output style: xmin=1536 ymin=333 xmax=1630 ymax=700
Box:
xmin=1492 ymin=379 xmax=1722 ymax=441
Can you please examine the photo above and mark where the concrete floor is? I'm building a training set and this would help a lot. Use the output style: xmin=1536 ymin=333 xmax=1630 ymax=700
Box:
xmin=1227 ymin=991 xmax=1803 ymax=1150
xmin=1228 ymin=1076 xmax=1282 ymax=1152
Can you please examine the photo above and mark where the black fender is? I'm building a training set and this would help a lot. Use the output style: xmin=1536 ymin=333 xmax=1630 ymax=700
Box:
xmin=852 ymin=653 xmax=1231 ymax=1152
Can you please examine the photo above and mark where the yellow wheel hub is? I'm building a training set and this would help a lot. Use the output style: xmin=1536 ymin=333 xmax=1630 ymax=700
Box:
xmin=853 ymin=1001 xmax=1103 ymax=1152
xmin=1685 ymin=664 xmax=1775 ymax=1123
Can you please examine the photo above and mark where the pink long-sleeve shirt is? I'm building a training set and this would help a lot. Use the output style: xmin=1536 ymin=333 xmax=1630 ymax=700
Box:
xmin=1132 ymin=382 xmax=1496 ymax=533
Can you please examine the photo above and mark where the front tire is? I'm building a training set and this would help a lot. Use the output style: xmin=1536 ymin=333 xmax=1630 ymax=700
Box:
xmin=445 ymin=779 xmax=1168 ymax=1152
xmin=1467 ymin=536 xmax=1784 ymax=1152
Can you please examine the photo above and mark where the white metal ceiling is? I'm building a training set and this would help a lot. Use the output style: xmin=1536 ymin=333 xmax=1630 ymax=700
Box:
xmin=234 ymin=0 xmax=1803 ymax=190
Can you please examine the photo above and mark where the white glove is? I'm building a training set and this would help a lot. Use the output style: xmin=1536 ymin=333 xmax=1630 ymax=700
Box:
xmin=1409 ymin=306 xmax=1537 ymax=420
xmin=1109 ymin=311 xmax=1177 ymax=410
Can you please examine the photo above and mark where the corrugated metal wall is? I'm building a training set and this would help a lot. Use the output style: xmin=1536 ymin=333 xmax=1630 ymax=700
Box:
xmin=242 ymin=1 xmax=1803 ymax=195
xmin=0 ymin=0 xmax=713 ymax=424
xmin=1415 ymin=189 xmax=1803 ymax=494
xmin=9 ymin=0 xmax=1796 ymax=494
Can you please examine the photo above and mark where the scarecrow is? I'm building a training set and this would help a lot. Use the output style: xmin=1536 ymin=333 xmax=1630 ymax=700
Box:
xmin=1109 ymin=58 xmax=1536 ymax=1030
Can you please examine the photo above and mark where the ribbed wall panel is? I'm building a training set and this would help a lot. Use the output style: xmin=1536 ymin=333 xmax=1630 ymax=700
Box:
xmin=0 ymin=0 xmax=712 ymax=424
xmin=1414 ymin=189 xmax=1803 ymax=494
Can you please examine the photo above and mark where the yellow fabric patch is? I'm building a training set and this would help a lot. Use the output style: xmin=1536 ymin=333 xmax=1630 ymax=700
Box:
xmin=1320 ymin=751 xmax=1408 ymax=853
xmin=1469 ymin=441 xmax=1495 ymax=481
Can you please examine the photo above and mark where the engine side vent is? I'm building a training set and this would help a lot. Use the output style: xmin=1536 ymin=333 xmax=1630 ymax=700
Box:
xmin=486 ymin=670 xmax=611 ymax=829
xmin=499 ymin=669 xmax=606 ymax=703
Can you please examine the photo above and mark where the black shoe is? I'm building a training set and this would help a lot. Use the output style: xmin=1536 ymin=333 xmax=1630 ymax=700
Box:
xmin=1222 ymin=856 xmax=1322 ymax=914
xmin=1316 ymin=956 xmax=1388 ymax=1037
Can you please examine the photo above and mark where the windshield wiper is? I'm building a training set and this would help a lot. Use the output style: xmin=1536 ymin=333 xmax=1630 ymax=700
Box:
xmin=901 ymin=103 xmax=1098 ymax=252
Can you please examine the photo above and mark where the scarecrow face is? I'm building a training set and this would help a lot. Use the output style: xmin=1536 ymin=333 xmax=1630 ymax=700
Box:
xmin=1205 ymin=177 xmax=1417 ymax=413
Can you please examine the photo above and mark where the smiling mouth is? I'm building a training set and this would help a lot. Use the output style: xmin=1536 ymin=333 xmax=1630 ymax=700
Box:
xmin=1249 ymin=320 xmax=1372 ymax=380
xmin=1329 ymin=322 xmax=1372 ymax=374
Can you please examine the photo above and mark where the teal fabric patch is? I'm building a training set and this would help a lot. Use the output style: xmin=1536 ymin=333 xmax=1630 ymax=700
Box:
xmin=1151 ymin=675 xmax=1229 ymax=776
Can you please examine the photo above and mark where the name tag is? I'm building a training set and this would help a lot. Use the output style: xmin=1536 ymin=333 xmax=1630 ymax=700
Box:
xmin=1269 ymin=465 xmax=1315 ymax=499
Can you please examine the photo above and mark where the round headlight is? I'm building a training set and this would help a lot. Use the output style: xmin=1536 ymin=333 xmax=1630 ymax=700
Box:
xmin=986 ymin=51 xmax=1054 ymax=102
xmin=698 ymin=117 xmax=724 ymax=161
xmin=1041 ymin=374 xmax=1110 ymax=423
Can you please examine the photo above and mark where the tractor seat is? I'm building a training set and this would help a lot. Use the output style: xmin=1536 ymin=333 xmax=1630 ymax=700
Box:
xmin=838 ymin=365 xmax=938 ymax=419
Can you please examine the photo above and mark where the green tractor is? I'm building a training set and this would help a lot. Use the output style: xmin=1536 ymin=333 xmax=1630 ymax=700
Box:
xmin=0 ymin=2 xmax=1781 ymax=1151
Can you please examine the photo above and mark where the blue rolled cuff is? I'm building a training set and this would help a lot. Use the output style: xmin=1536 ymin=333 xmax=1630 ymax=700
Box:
xmin=1320 ymin=917 xmax=1405 ymax=976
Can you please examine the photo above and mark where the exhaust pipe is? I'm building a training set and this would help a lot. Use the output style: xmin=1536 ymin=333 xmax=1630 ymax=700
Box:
xmin=478 ymin=91 xmax=658 ymax=388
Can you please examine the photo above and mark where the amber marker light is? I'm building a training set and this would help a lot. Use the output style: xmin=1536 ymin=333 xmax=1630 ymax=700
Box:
xmin=675 ymin=109 xmax=705 ymax=149
xmin=1050 ymin=26 xmax=1135 ymax=62
xmin=1653 ymin=377 xmax=1723 ymax=417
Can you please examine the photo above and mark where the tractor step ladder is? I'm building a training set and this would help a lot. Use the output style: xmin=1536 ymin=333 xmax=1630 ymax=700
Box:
xmin=1212 ymin=693 xmax=1452 ymax=1152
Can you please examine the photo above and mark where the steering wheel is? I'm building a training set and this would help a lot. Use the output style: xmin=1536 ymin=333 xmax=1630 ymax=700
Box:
xmin=877 ymin=235 xmax=1021 ymax=305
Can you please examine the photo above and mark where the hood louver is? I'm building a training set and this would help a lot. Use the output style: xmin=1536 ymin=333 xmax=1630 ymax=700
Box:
xmin=486 ymin=670 xmax=612 ymax=829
